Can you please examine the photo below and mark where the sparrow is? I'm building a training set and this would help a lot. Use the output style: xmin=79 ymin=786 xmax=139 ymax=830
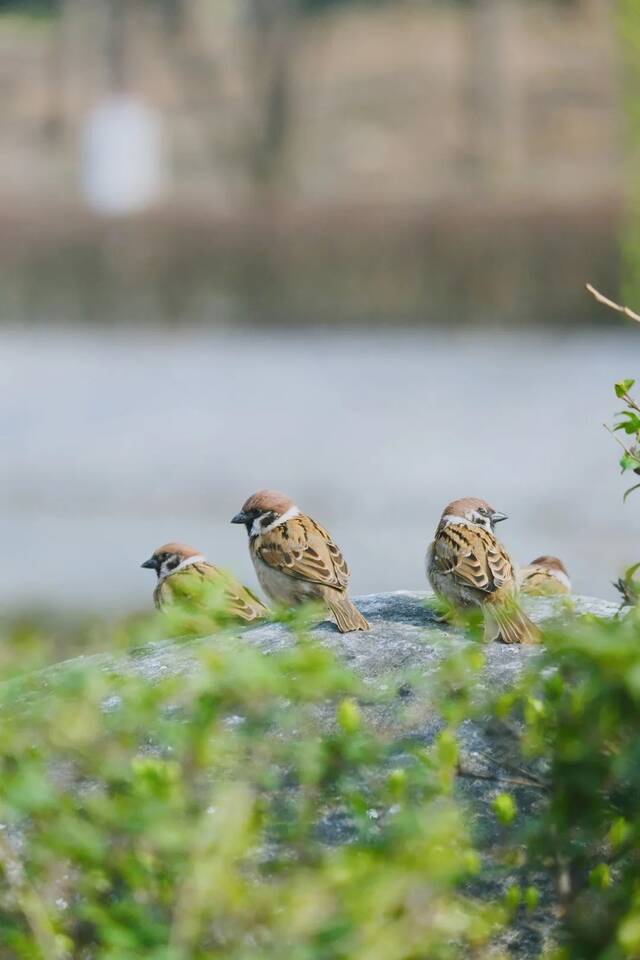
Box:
xmin=231 ymin=489 xmax=370 ymax=633
xmin=141 ymin=542 xmax=267 ymax=622
xmin=519 ymin=555 xmax=571 ymax=596
xmin=426 ymin=497 xmax=541 ymax=644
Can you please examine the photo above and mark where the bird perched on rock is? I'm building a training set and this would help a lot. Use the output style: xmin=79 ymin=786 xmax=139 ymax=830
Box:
xmin=427 ymin=497 xmax=540 ymax=644
xmin=141 ymin=542 xmax=267 ymax=623
xmin=231 ymin=489 xmax=369 ymax=633
xmin=519 ymin=555 xmax=571 ymax=596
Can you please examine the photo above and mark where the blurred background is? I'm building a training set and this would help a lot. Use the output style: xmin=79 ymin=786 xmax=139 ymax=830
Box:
xmin=2 ymin=0 xmax=639 ymax=617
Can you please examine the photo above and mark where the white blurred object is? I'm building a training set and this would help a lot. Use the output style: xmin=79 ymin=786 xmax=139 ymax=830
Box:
xmin=82 ymin=96 xmax=165 ymax=215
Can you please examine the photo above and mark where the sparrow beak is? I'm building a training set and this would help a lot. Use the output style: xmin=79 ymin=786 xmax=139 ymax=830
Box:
xmin=492 ymin=511 xmax=508 ymax=524
xmin=231 ymin=511 xmax=248 ymax=525
xmin=141 ymin=556 xmax=158 ymax=570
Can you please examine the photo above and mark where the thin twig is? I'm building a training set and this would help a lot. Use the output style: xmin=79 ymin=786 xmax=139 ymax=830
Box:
xmin=456 ymin=765 xmax=547 ymax=792
xmin=603 ymin=422 xmax=633 ymax=455
xmin=586 ymin=283 xmax=640 ymax=323
xmin=626 ymin=394 xmax=640 ymax=415
xmin=472 ymin=747 xmax=547 ymax=788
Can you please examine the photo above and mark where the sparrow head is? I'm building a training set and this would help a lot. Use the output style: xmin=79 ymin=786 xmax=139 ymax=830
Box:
xmin=530 ymin=555 xmax=569 ymax=576
xmin=231 ymin=489 xmax=299 ymax=538
xmin=440 ymin=497 xmax=508 ymax=532
xmin=141 ymin=542 xmax=205 ymax=580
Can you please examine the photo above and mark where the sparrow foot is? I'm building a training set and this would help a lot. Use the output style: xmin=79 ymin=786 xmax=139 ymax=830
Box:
xmin=432 ymin=610 xmax=452 ymax=624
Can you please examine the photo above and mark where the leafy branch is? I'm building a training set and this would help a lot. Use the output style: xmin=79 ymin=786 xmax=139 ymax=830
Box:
xmin=586 ymin=284 xmax=640 ymax=492
xmin=586 ymin=282 xmax=640 ymax=605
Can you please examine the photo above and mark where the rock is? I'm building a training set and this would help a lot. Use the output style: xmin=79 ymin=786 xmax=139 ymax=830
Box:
xmin=38 ymin=591 xmax=616 ymax=689
xmin=25 ymin=590 xmax=615 ymax=756
xmin=30 ymin=590 xmax=615 ymax=805
xmin=7 ymin=592 xmax=618 ymax=957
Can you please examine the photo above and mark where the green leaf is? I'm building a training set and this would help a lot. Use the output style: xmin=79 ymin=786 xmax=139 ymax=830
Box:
xmin=618 ymin=913 xmax=640 ymax=954
xmin=337 ymin=697 xmax=361 ymax=734
xmin=614 ymin=412 xmax=640 ymax=434
xmin=387 ymin=768 xmax=407 ymax=798
xmin=590 ymin=864 xmax=613 ymax=889
xmin=620 ymin=452 xmax=640 ymax=473
xmin=609 ymin=817 xmax=631 ymax=849
xmin=504 ymin=884 xmax=522 ymax=911
xmin=615 ymin=379 xmax=636 ymax=398
xmin=435 ymin=729 xmax=459 ymax=769
xmin=493 ymin=793 xmax=517 ymax=825
xmin=524 ymin=886 xmax=540 ymax=910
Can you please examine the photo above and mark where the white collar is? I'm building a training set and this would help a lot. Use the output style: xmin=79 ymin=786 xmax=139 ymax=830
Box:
xmin=158 ymin=554 xmax=206 ymax=584
xmin=251 ymin=504 xmax=300 ymax=537
xmin=440 ymin=514 xmax=475 ymax=528
xmin=549 ymin=567 xmax=571 ymax=590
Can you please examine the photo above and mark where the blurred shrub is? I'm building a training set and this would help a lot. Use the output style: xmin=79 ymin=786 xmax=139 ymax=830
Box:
xmin=605 ymin=375 xmax=640 ymax=603
xmin=4 ymin=592 xmax=640 ymax=956
xmin=487 ymin=605 xmax=640 ymax=958
xmin=0 ymin=602 xmax=504 ymax=959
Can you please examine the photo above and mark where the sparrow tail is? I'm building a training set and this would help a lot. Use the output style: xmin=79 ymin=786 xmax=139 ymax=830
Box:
xmin=484 ymin=599 xmax=541 ymax=645
xmin=326 ymin=594 xmax=370 ymax=633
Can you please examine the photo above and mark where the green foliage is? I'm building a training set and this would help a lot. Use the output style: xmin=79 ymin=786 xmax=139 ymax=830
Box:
xmin=607 ymin=379 xmax=640 ymax=501
xmin=613 ymin=562 xmax=640 ymax=607
xmin=5 ymin=588 xmax=640 ymax=957
xmin=0 ymin=602 xmax=505 ymax=959
xmin=493 ymin=793 xmax=517 ymax=826
xmin=615 ymin=379 xmax=636 ymax=400
xmin=485 ymin=609 xmax=640 ymax=958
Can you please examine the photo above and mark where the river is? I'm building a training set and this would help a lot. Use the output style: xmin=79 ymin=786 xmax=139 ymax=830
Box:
xmin=3 ymin=324 xmax=638 ymax=614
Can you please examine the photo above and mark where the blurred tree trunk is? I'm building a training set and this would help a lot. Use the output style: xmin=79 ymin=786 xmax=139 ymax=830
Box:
xmin=43 ymin=0 xmax=67 ymax=140
xmin=156 ymin=0 xmax=187 ymax=36
xmin=467 ymin=0 xmax=523 ymax=186
xmin=106 ymin=0 xmax=129 ymax=93
xmin=618 ymin=0 xmax=640 ymax=304
xmin=244 ymin=0 xmax=295 ymax=192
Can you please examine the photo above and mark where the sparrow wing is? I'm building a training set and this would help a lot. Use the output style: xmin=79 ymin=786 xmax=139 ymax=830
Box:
xmin=166 ymin=563 xmax=267 ymax=621
xmin=520 ymin=565 xmax=568 ymax=596
xmin=255 ymin=515 xmax=350 ymax=590
xmin=433 ymin=524 xmax=514 ymax=596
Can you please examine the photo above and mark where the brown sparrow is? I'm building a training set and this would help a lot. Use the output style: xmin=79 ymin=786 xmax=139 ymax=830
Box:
xmin=427 ymin=497 xmax=540 ymax=644
xmin=519 ymin=555 xmax=571 ymax=596
xmin=231 ymin=489 xmax=369 ymax=633
xmin=141 ymin=542 xmax=267 ymax=622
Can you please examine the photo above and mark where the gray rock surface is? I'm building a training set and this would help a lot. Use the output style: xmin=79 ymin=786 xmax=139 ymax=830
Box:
xmin=25 ymin=590 xmax=616 ymax=755
xmin=36 ymin=590 xmax=617 ymax=688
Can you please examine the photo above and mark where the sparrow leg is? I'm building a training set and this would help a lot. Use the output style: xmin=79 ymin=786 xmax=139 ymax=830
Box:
xmin=431 ymin=608 xmax=453 ymax=624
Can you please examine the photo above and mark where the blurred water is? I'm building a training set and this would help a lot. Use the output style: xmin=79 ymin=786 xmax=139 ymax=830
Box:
xmin=2 ymin=324 xmax=639 ymax=614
